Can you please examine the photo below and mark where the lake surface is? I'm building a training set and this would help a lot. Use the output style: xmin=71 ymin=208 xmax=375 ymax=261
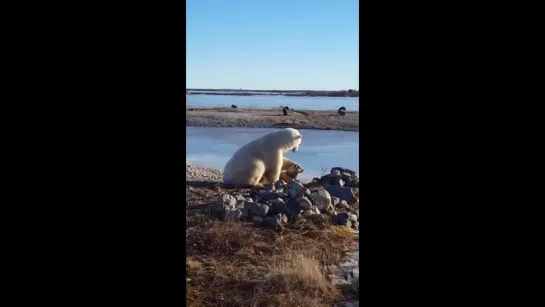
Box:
xmin=187 ymin=94 xmax=359 ymax=111
xmin=186 ymin=127 xmax=359 ymax=181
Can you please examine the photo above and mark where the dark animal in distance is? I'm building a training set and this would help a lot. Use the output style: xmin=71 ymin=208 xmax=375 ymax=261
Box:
xmin=231 ymin=104 xmax=238 ymax=108
xmin=282 ymin=106 xmax=289 ymax=116
xmin=338 ymin=106 xmax=346 ymax=116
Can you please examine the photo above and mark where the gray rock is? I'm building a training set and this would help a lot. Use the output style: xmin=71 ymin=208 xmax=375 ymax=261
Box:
xmin=303 ymin=188 xmax=311 ymax=197
xmin=234 ymin=194 xmax=245 ymax=203
xmin=333 ymin=212 xmax=352 ymax=227
xmin=223 ymin=208 xmax=234 ymax=221
xmin=326 ymin=204 xmax=337 ymax=216
xmin=269 ymin=198 xmax=285 ymax=206
xmin=331 ymin=167 xmax=357 ymax=177
xmin=330 ymin=167 xmax=359 ymax=186
xmin=352 ymin=221 xmax=359 ymax=230
xmin=233 ymin=209 xmax=243 ymax=220
xmin=245 ymin=198 xmax=254 ymax=203
xmin=264 ymin=214 xmax=282 ymax=228
xmin=298 ymin=197 xmax=313 ymax=210
xmin=260 ymin=191 xmax=280 ymax=201
xmin=287 ymin=189 xmax=298 ymax=198
xmin=235 ymin=202 xmax=248 ymax=217
xmin=277 ymin=192 xmax=288 ymax=198
xmin=285 ymin=197 xmax=303 ymax=218
xmin=302 ymin=209 xmax=314 ymax=217
xmin=253 ymin=216 xmax=264 ymax=223
xmin=224 ymin=208 xmax=242 ymax=222
xmin=268 ymin=200 xmax=287 ymax=216
xmin=312 ymin=189 xmax=332 ymax=210
xmin=215 ymin=194 xmax=236 ymax=211
xmin=320 ymin=174 xmax=338 ymax=186
xmin=331 ymin=169 xmax=341 ymax=176
xmin=246 ymin=202 xmax=267 ymax=217
xmin=325 ymin=185 xmax=357 ymax=204
xmin=264 ymin=183 xmax=274 ymax=191
xmin=259 ymin=204 xmax=270 ymax=216
xmin=274 ymin=180 xmax=286 ymax=190
xmin=313 ymin=206 xmax=321 ymax=215
xmin=342 ymin=172 xmax=353 ymax=179
xmin=331 ymin=197 xmax=340 ymax=206
xmin=280 ymin=213 xmax=288 ymax=224
xmin=337 ymin=200 xmax=350 ymax=209
xmin=349 ymin=214 xmax=358 ymax=223
xmin=287 ymin=180 xmax=305 ymax=195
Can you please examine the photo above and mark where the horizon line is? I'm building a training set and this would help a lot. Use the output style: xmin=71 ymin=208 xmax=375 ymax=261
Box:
xmin=186 ymin=88 xmax=359 ymax=92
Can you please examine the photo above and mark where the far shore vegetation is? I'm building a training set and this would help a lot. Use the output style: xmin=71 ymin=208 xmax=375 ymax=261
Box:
xmin=186 ymin=88 xmax=359 ymax=97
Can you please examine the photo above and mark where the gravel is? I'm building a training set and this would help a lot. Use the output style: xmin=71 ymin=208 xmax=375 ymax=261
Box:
xmin=186 ymin=164 xmax=223 ymax=182
xmin=186 ymin=108 xmax=359 ymax=131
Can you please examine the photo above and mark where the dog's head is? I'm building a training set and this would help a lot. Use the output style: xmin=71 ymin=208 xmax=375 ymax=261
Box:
xmin=288 ymin=163 xmax=305 ymax=174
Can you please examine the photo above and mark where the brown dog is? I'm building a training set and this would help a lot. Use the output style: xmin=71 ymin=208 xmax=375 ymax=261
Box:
xmin=261 ymin=157 xmax=304 ymax=184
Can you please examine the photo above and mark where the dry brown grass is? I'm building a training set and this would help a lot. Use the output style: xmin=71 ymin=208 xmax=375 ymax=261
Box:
xmin=186 ymin=258 xmax=203 ymax=270
xmin=186 ymin=215 xmax=358 ymax=307
xmin=266 ymin=253 xmax=340 ymax=297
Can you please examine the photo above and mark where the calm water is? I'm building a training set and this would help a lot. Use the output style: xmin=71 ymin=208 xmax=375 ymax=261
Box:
xmin=187 ymin=94 xmax=359 ymax=111
xmin=186 ymin=127 xmax=359 ymax=181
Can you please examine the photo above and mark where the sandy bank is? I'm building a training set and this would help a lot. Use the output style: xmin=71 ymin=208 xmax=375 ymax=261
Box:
xmin=186 ymin=107 xmax=359 ymax=131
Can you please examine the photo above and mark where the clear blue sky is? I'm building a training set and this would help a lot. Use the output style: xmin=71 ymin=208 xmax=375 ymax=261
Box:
xmin=186 ymin=0 xmax=359 ymax=91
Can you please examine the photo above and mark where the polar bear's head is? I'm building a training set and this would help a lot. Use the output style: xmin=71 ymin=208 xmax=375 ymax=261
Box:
xmin=283 ymin=128 xmax=302 ymax=152
xmin=266 ymin=128 xmax=302 ymax=153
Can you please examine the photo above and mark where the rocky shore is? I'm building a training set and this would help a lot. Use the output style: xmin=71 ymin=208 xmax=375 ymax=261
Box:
xmin=186 ymin=164 xmax=223 ymax=182
xmin=186 ymin=107 xmax=359 ymax=131
xmin=185 ymin=163 xmax=360 ymax=306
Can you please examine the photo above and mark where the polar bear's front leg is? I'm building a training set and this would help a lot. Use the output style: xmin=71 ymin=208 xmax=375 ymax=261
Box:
xmin=264 ymin=151 xmax=283 ymax=184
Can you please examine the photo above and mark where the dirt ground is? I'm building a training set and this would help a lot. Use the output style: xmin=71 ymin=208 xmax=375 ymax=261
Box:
xmin=186 ymin=180 xmax=360 ymax=307
xmin=186 ymin=107 xmax=359 ymax=131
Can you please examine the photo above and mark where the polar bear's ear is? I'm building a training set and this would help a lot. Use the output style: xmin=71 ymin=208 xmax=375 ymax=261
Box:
xmin=294 ymin=135 xmax=302 ymax=139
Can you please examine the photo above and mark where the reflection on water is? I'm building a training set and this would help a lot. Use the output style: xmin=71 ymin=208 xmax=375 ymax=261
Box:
xmin=186 ymin=127 xmax=359 ymax=181
xmin=186 ymin=95 xmax=359 ymax=111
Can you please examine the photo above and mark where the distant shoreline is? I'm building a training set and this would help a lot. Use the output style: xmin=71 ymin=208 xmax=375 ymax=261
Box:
xmin=186 ymin=89 xmax=359 ymax=98
xmin=186 ymin=107 xmax=359 ymax=131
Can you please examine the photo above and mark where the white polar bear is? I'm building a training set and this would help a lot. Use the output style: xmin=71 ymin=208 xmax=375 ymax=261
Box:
xmin=223 ymin=128 xmax=302 ymax=187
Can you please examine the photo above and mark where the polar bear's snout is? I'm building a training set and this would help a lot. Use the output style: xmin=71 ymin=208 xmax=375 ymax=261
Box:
xmin=290 ymin=132 xmax=302 ymax=152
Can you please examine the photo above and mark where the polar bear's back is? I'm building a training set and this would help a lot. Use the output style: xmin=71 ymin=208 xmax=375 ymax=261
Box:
xmin=231 ymin=128 xmax=300 ymax=157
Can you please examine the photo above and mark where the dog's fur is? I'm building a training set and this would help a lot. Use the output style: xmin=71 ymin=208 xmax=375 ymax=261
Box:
xmin=260 ymin=157 xmax=305 ymax=184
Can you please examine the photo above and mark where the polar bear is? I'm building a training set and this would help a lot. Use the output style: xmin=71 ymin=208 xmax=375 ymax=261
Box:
xmin=223 ymin=128 xmax=302 ymax=187
xmin=260 ymin=157 xmax=305 ymax=184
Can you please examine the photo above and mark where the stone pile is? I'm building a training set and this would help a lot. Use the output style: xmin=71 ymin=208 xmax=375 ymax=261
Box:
xmin=210 ymin=178 xmax=359 ymax=230
xmin=315 ymin=167 xmax=359 ymax=188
